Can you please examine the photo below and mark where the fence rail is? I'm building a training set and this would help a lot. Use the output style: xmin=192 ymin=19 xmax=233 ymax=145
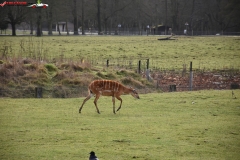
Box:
xmin=0 ymin=83 xmax=238 ymax=98
xmin=0 ymin=60 xmax=239 ymax=98
xmin=1 ymin=28 xmax=240 ymax=36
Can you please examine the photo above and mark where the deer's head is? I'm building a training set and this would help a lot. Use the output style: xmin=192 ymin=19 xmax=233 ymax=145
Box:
xmin=130 ymin=87 xmax=140 ymax=99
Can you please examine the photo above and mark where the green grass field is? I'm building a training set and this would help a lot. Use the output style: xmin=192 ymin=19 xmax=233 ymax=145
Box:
xmin=1 ymin=35 xmax=240 ymax=70
xmin=1 ymin=90 xmax=240 ymax=160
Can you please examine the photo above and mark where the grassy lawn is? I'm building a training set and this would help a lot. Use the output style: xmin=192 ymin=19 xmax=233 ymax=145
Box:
xmin=0 ymin=90 xmax=240 ymax=159
xmin=1 ymin=35 xmax=240 ymax=70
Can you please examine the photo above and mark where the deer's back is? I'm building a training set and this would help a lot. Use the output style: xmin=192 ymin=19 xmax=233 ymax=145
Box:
xmin=89 ymin=80 xmax=122 ymax=96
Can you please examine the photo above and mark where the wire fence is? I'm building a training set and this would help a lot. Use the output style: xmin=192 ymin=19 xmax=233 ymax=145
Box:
xmin=0 ymin=59 xmax=239 ymax=98
xmin=0 ymin=80 xmax=239 ymax=98
xmin=0 ymin=53 xmax=239 ymax=98
xmin=2 ymin=28 xmax=240 ymax=36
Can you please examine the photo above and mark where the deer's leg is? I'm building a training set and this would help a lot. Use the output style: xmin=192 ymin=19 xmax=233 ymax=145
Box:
xmin=116 ymin=96 xmax=122 ymax=112
xmin=112 ymin=96 xmax=116 ymax=114
xmin=79 ymin=94 xmax=92 ymax=113
xmin=94 ymin=94 xmax=101 ymax=114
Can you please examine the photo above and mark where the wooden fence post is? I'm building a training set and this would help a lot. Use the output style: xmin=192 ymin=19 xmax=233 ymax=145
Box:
xmin=146 ymin=59 xmax=150 ymax=81
xmin=138 ymin=60 xmax=141 ymax=74
xmin=189 ymin=61 xmax=193 ymax=91
xmin=146 ymin=58 xmax=149 ymax=69
xmin=106 ymin=59 xmax=109 ymax=67
xmin=169 ymin=85 xmax=176 ymax=92
xmin=35 ymin=87 xmax=43 ymax=98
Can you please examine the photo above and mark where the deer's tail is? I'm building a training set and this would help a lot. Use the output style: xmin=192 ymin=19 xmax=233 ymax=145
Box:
xmin=88 ymin=87 xmax=94 ymax=97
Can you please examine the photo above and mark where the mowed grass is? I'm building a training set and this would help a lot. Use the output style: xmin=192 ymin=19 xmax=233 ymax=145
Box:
xmin=1 ymin=36 xmax=240 ymax=70
xmin=0 ymin=90 xmax=240 ymax=160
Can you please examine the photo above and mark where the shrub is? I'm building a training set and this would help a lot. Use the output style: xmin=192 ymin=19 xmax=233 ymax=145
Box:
xmin=45 ymin=64 xmax=58 ymax=72
xmin=52 ymin=85 xmax=70 ymax=98
xmin=117 ymin=70 xmax=140 ymax=78
xmin=23 ymin=64 xmax=37 ymax=70
xmin=38 ymin=65 xmax=48 ymax=74
xmin=59 ymin=63 xmax=70 ymax=70
xmin=71 ymin=64 xmax=83 ymax=72
xmin=53 ymin=71 xmax=69 ymax=81
xmin=105 ymin=72 xmax=116 ymax=79
xmin=121 ymin=77 xmax=144 ymax=88
xmin=22 ymin=58 xmax=33 ymax=64
xmin=116 ymin=70 xmax=128 ymax=76
xmin=96 ymin=72 xmax=105 ymax=78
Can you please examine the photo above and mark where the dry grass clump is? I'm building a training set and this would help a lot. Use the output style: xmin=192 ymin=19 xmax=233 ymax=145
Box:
xmin=52 ymin=85 xmax=72 ymax=98
xmin=23 ymin=63 xmax=38 ymax=70
xmin=53 ymin=70 xmax=93 ymax=86
xmin=117 ymin=69 xmax=139 ymax=78
xmin=96 ymin=72 xmax=117 ymax=79
xmin=45 ymin=64 xmax=58 ymax=72
xmin=0 ymin=59 xmax=49 ymax=88
xmin=0 ymin=56 xmax=150 ymax=97
xmin=121 ymin=77 xmax=145 ymax=88
xmin=58 ymin=61 xmax=91 ymax=72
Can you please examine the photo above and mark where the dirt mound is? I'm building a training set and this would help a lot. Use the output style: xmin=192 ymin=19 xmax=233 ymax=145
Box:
xmin=154 ymin=71 xmax=240 ymax=91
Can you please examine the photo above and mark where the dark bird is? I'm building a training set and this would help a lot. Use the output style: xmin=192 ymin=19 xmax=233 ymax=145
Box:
xmin=232 ymin=91 xmax=237 ymax=99
xmin=89 ymin=151 xmax=99 ymax=160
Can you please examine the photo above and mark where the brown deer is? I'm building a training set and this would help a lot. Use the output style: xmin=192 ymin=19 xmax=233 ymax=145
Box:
xmin=79 ymin=79 xmax=140 ymax=114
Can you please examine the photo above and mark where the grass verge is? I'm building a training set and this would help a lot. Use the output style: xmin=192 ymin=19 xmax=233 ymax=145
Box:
xmin=0 ymin=90 xmax=239 ymax=159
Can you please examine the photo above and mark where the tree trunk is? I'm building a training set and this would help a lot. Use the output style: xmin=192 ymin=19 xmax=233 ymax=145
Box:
xmin=48 ymin=10 xmax=53 ymax=35
xmin=57 ymin=22 xmax=61 ymax=35
xmin=190 ymin=0 xmax=196 ymax=32
xmin=11 ymin=22 xmax=16 ymax=36
xmin=97 ymin=0 xmax=102 ymax=35
xmin=36 ymin=10 xmax=42 ymax=37
xmin=82 ymin=0 xmax=85 ymax=35
xmin=170 ymin=0 xmax=179 ymax=31
xmin=136 ymin=1 xmax=141 ymax=35
xmin=29 ymin=9 xmax=33 ymax=35
xmin=165 ymin=0 xmax=168 ymax=35
xmin=30 ymin=18 xmax=33 ymax=35
xmin=73 ymin=0 xmax=78 ymax=35
xmin=66 ymin=21 xmax=69 ymax=35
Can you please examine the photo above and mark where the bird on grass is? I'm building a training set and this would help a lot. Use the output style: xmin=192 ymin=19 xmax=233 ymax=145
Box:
xmin=89 ymin=151 xmax=99 ymax=160
xmin=232 ymin=91 xmax=237 ymax=99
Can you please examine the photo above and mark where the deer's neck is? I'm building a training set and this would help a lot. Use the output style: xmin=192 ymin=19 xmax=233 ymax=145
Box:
xmin=122 ymin=86 xmax=131 ymax=94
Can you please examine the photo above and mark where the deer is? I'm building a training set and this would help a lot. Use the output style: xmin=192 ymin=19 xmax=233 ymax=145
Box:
xmin=79 ymin=79 xmax=140 ymax=114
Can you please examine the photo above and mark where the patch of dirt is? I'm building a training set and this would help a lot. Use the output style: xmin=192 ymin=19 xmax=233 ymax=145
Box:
xmin=152 ymin=71 xmax=240 ymax=92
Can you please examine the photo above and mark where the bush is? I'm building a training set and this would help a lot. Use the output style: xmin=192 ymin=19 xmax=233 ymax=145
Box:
xmin=23 ymin=64 xmax=37 ymax=70
xmin=121 ymin=77 xmax=144 ymax=88
xmin=45 ymin=64 xmax=58 ymax=72
xmin=52 ymin=85 xmax=70 ymax=98
xmin=105 ymin=72 xmax=116 ymax=79
xmin=117 ymin=70 xmax=140 ymax=78
xmin=96 ymin=72 xmax=105 ymax=78
xmin=72 ymin=64 xmax=83 ymax=72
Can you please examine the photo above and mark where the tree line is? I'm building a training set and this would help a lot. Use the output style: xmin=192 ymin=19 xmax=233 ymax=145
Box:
xmin=0 ymin=0 xmax=239 ymax=36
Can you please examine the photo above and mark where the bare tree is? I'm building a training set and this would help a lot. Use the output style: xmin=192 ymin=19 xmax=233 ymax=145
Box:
xmin=46 ymin=1 xmax=56 ymax=35
xmin=36 ymin=9 xmax=42 ymax=36
xmin=82 ymin=0 xmax=85 ymax=35
xmin=97 ymin=0 xmax=102 ymax=34
xmin=73 ymin=0 xmax=79 ymax=35
xmin=221 ymin=0 xmax=240 ymax=31
xmin=4 ymin=6 xmax=28 ymax=36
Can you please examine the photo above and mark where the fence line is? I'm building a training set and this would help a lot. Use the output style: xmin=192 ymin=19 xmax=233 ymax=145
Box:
xmin=1 ymin=57 xmax=239 ymax=98
xmin=0 ymin=82 xmax=238 ymax=98
xmin=2 ymin=28 xmax=240 ymax=36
